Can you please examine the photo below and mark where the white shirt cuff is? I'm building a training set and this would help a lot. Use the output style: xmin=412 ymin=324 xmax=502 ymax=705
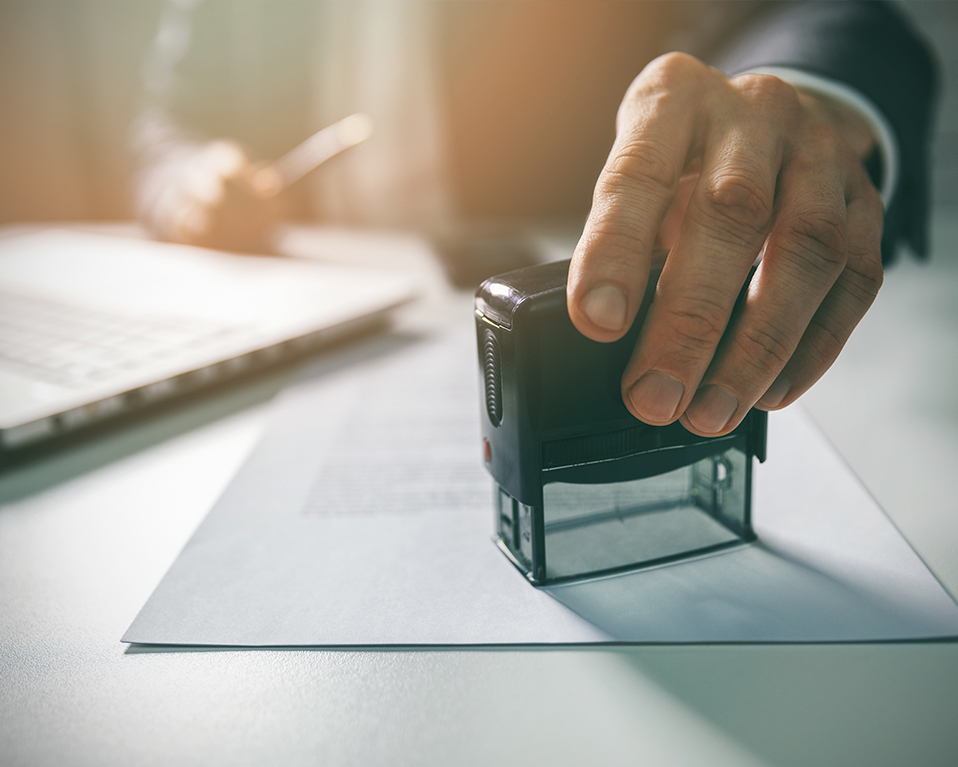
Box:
xmin=738 ymin=66 xmax=899 ymax=206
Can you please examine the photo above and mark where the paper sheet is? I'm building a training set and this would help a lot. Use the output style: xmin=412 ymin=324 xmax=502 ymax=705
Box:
xmin=124 ymin=328 xmax=958 ymax=645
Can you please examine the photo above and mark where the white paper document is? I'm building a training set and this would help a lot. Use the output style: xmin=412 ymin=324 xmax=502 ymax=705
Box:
xmin=124 ymin=327 xmax=958 ymax=646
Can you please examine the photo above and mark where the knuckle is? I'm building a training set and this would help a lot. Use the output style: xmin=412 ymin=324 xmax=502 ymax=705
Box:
xmin=580 ymin=220 xmax=648 ymax=269
xmin=606 ymin=139 xmax=679 ymax=193
xmin=805 ymin=316 xmax=847 ymax=367
xmin=698 ymin=171 xmax=773 ymax=239
xmin=734 ymin=73 xmax=799 ymax=111
xmin=780 ymin=205 xmax=848 ymax=276
xmin=647 ymin=51 xmax=706 ymax=83
xmin=844 ymin=255 xmax=884 ymax=307
xmin=661 ymin=292 xmax=729 ymax=354
xmin=621 ymin=52 xmax=705 ymax=120
xmin=804 ymin=119 xmax=844 ymax=152
xmin=733 ymin=323 xmax=793 ymax=374
xmin=798 ymin=123 xmax=855 ymax=172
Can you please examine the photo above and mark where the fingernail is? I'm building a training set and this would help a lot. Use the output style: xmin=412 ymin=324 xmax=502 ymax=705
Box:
xmin=581 ymin=285 xmax=628 ymax=332
xmin=686 ymin=385 xmax=739 ymax=434
xmin=758 ymin=376 xmax=791 ymax=409
xmin=629 ymin=371 xmax=685 ymax=423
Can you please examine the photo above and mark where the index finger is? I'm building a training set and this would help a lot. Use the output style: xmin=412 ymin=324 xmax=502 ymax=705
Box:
xmin=567 ymin=53 xmax=710 ymax=343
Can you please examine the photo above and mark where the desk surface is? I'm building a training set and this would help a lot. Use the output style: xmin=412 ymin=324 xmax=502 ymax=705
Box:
xmin=2 ymin=221 xmax=958 ymax=767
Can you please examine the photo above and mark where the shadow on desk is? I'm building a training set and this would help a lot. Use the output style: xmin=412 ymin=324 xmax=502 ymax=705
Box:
xmin=545 ymin=539 xmax=958 ymax=644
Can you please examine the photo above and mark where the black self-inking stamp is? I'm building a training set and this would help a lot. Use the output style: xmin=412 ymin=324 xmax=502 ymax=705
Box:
xmin=475 ymin=259 xmax=766 ymax=585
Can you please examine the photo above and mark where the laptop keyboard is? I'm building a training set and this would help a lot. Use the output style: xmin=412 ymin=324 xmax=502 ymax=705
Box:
xmin=0 ymin=288 xmax=241 ymax=388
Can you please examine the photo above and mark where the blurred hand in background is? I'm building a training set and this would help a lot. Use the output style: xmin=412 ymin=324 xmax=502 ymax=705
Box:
xmin=147 ymin=139 xmax=283 ymax=254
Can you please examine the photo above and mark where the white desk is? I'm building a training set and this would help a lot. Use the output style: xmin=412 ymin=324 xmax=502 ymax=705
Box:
xmin=2 ymin=221 xmax=958 ymax=767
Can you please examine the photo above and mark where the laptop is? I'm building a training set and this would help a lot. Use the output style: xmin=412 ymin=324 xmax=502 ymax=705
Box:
xmin=0 ymin=229 xmax=416 ymax=450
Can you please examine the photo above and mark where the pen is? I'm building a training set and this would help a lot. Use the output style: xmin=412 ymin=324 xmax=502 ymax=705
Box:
xmin=248 ymin=113 xmax=374 ymax=198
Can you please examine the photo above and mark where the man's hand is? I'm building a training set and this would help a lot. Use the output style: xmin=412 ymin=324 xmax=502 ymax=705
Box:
xmin=568 ymin=52 xmax=884 ymax=437
xmin=151 ymin=140 xmax=283 ymax=254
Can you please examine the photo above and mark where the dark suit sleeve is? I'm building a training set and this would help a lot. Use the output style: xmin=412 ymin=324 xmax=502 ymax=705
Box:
xmin=711 ymin=1 xmax=940 ymax=263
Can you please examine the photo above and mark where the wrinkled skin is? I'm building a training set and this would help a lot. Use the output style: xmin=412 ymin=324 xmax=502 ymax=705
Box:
xmin=568 ymin=52 xmax=884 ymax=437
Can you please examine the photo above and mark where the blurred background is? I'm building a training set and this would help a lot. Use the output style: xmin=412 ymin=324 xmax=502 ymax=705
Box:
xmin=0 ymin=1 xmax=163 ymax=223
xmin=0 ymin=0 xmax=667 ymax=230
xmin=2 ymin=1 xmax=953 ymax=228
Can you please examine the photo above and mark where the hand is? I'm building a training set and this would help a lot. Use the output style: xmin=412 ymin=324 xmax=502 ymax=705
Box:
xmin=567 ymin=53 xmax=884 ymax=437
xmin=151 ymin=140 xmax=283 ymax=254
